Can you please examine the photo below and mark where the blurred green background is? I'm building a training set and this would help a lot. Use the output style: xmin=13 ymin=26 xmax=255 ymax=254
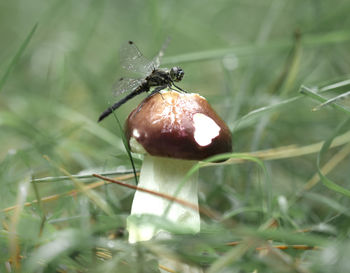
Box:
xmin=1 ymin=0 xmax=350 ymax=272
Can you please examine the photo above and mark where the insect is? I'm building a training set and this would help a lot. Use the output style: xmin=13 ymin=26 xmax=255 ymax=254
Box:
xmin=98 ymin=41 xmax=185 ymax=122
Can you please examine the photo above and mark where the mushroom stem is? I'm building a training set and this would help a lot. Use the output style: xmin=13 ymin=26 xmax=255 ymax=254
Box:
xmin=127 ymin=155 xmax=199 ymax=243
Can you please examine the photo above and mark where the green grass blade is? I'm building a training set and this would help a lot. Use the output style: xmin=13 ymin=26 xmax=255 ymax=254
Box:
xmin=163 ymin=153 xmax=271 ymax=220
xmin=317 ymin=118 xmax=350 ymax=197
xmin=232 ymin=96 xmax=301 ymax=131
xmin=313 ymin=90 xmax=350 ymax=111
xmin=112 ymin=112 xmax=139 ymax=185
xmin=32 ymin=170 xmax=135 ymax=183
xmin=300 ymin=85 xmax=350 ymax=115
xmin=320 ymin=78 xmax=350 ymax=92
xmin=163 ymin=30 xmax=350 ymax=64
xmin=0 ymin=23 xmax=38 ymax=92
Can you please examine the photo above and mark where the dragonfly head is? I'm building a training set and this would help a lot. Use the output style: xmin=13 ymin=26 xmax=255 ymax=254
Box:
xmin=170 ymin=67 xmax=184 ymax=82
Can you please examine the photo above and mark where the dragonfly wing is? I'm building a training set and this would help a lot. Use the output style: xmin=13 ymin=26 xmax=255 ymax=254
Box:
xmin=119 ymin=41 xmax=156 ymax=75
xmin=152 ymin=37 xmax=171 ymax=68
xmin=113 ymin=77 xmax=143 ymax=96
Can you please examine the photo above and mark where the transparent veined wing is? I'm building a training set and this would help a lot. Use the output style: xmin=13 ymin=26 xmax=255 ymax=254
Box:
xmin=113 ymin=77 xmax=143 ymax=96
xmin=152 ymin=37 xmax=171 ymax=69
xmin=119 ymin=41 xmax=157 ymax=76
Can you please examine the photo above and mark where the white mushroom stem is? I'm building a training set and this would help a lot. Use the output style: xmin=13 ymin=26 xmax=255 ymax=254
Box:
xmin=127 ymin=155 xmax=200 ymax=243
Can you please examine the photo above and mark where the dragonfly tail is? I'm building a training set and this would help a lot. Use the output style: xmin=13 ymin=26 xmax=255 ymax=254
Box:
xmin=98 ymin=90 xmax=142 ymax=122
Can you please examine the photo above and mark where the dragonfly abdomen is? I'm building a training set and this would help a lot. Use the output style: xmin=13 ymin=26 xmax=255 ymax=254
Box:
xmin=98 ymin=85 xmax=150 ymax=122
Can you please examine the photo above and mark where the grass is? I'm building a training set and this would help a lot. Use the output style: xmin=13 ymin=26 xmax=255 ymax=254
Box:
xmin=1 ymin=0 xmax=350 ymax=272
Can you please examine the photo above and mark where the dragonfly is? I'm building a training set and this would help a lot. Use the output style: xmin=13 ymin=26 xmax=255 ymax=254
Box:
xmin=98 ymin=40 xmax=185 ymax=122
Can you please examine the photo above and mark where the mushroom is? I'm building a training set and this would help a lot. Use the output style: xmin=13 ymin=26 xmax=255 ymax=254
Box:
xmin=125 ymin=90 xmax=232 ymax=244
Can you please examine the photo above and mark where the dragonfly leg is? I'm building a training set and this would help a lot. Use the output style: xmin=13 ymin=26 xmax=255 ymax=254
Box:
xmin=172 ymin=83 xmax=187 ymax=93
xmin=134 ymin=85 xmax=168 ymax=114
xmin=148 ymin=85 xmax=168 ymax=97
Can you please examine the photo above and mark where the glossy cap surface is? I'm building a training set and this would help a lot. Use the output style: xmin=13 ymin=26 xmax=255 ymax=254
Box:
xmin=125 ymin=91 xmax=232 ymax=160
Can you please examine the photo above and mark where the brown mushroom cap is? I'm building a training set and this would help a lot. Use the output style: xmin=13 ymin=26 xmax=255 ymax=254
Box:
xmin=125 ymin=90 xmax=232 ymax=160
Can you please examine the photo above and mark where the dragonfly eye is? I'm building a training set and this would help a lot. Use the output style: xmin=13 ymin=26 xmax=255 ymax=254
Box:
xmin=170 ymin=67 xmax=184 ymax=82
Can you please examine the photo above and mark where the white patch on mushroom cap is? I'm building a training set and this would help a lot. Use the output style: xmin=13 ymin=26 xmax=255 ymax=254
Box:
xmin=132 ymin=129 xmax=140 ymax=138
xmin=193 ymin=113 xmax=220 ymax=146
